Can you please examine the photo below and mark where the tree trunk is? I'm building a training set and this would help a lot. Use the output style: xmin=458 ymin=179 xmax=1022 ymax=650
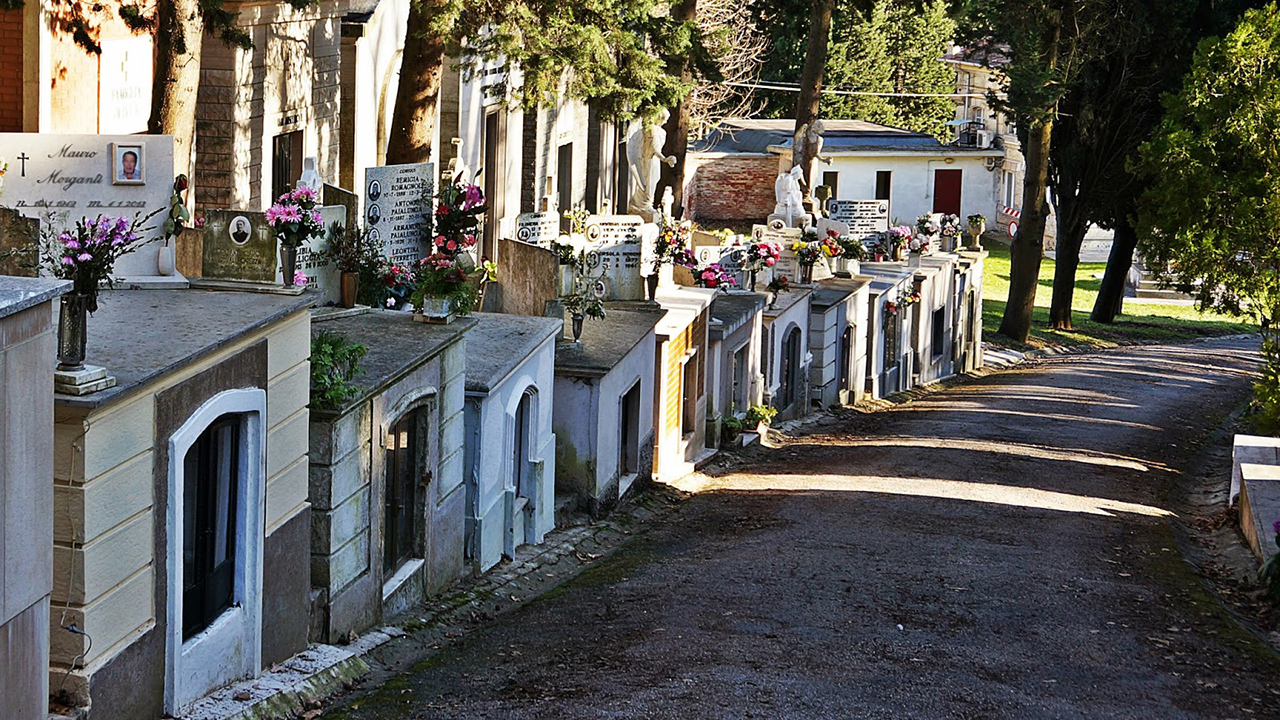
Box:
xmin=1048 ymin=213 xmax=1088 ymax=329
xmin=655 ymin=0 xmax=697 ymax=219
xmin=148 ymin=0 xmax=205 ymax=179
xmin=386 ymin=0 xmax=450 ymax=165
xmin=997 ymin=118 xmax=1054 ymax=342
xmin=997 ymin=12 xmax=1060 ymax=343
xmin=1091 ymin=217 xmax=1138 ymax=323
xmin=793 ymin=0 xmax=834 ymax=197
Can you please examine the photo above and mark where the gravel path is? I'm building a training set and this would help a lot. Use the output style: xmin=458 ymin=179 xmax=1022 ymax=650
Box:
xmin=326 ymin=337 xmax=1280 ymax=720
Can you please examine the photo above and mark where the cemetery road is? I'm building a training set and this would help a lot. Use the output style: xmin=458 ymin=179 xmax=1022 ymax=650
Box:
xmin=326 ymin=337 xmax=1280 ymax=720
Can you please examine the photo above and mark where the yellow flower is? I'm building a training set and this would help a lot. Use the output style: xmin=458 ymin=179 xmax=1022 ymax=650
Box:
xmin=790 ymin=241 xmax=805 ymax=251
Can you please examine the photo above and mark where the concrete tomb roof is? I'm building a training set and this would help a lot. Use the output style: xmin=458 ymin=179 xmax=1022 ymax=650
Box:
xmin=312 ymin=309 xmax=474 ymax=416
xmin=464 ymin=313 xmax=563 ymax=394
xmin=555 ymin=304 xmax=666 ymax=378
xmin=56 ymin=289 xmax=315 ymax=409
xmin=0 ymin=276 xmax=71 ymax=320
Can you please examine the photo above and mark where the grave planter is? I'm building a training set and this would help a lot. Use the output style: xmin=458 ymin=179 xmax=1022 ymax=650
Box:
xmin=57 ymin=293 xmax=90 ymax=371
xmin=340 ymin=271 xmax=359 ymax=308
xmin=968 ymin=220 xmax=986 ymax=237
xmin=157 ymin=240 xmax=176 ymax=276
xmin=280 ymin=246 xmax=299 ymax=287
xmin=414 ymin=297 xmax=456 ymax=324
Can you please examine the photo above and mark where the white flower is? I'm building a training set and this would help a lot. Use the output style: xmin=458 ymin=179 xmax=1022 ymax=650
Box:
xmin=385 ymin=297 xmax=396 ymax=308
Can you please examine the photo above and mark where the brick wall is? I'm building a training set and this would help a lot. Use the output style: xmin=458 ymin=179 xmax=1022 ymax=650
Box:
xmin=685 ymin=154 xmax=778 ymax=226
xmin=0 ymin=10 xmax=21 ymax=131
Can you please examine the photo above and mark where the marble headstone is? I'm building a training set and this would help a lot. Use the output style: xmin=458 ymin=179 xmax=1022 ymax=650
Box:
xmin=828 ymin=199 xmax=889 ymax=240
xmin=0 ymin=133 xmax=175 ymax=278
xmin=324 ymin=184 xmax=359 ymax=228
xmin=694 ymin=244 xmax=749 ymax=289
xmin=296 ymin=205 xmax=348 ymax=304
xmin=516 ymin=211 xmax=560 ymax=247
xmin=752 ymin=224 xmax=803 ymax=281
xmin=363 ymin=162 xmax=434 ymax=267
xmin=201 ymin=209 xmax=276 ymax=284
xmin=581 ymin=214 xmax=645 ymax=300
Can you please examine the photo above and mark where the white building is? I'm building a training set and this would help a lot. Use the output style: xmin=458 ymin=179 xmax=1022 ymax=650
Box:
xmin=686 ymin=119 xmax=1005 ymax=229
xmin=462 ymin=314 xmax=561 ymax=573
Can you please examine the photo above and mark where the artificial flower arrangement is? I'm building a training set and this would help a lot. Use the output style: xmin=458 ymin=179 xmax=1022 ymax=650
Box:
xmin=915 ymin=213 xmax=940 ymax=238
xmin=790 ymin=240 xmax=823 ymax=268
xmin=886 ymin=289 xmax=921 ymax=316
xmin=876 ymin=226 xmax=912 ymax=258
xmin=766 ymin=275 xmax=791 ymax=294
xmin=563 ymin=207 xmax=590 ymax=236
xmin=939 ymin=213 xmax=963 ymax=239
xmin=884 ymin=299 xmax=899 ymax=316
xmin=745 ymin=240 xmax=782 ymax=270
xmin=410 ymin=252 xmax=477 ymax=313
xmin=0 ymin=156 xmax=8 ymax=194
xmin=266 ymin=186 xmax=324 ymax=248
xmin=42 ymin=213 xmax=156 ymax=312
xmin=695 ymin=263 xmax=739 ymax=290
xmin=379 ymin=260 xmax=416 ymax=309
xmin=837 ymin=231 xmax=868 ymax=261
xmin=415 ymin=180 xmax=486 ymax=315
xmin=653 ymin=217 xmax=694 ymax=271
xmin=966 ymin=213 xmax=987 ymax=226
xmin=161 ymin=175 xmax=192 ymax=242
xmin=818 ymin=229 xmax=843 ymax=259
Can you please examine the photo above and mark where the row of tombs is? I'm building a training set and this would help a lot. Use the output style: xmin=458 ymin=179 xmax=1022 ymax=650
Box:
xmin=0 ymin=197 xmax=986 ymax=720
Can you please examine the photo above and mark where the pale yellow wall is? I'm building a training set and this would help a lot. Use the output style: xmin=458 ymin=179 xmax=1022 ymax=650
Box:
xmin=50 ymin=309 xmax=311 ymax=673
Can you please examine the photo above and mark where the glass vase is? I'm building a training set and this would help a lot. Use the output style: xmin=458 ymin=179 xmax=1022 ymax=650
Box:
xmin=57 ymin=293 xmax=90 ymax=371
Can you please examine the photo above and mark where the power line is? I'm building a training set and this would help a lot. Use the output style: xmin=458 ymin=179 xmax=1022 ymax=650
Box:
xmin=721 ymin=80 xmax=1004 ymax=100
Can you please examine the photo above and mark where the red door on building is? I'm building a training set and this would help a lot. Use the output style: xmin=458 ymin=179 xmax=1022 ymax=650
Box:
xmin=933 ymin=169 xmax=963 ymax=215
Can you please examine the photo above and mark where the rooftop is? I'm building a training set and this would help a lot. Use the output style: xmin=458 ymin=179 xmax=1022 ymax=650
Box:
xmin=555 ymin=304 xmax=666 ymax=378
xmin=763 ymin=287 xmax=812 ymax=319
xmin=312 ymin=310 xmax=474 ymax=415
xmin=0 ymin=276 xmax=70 ymax=320
xmin=810 ymin=275 xmax=874 ymax=309
xmin=57 ymin=289 xmax=314 ymax=409
xmin=693 ymin=118 xmax=998 ymax=156
xmin=709 ymin=291 xmax=767 ymax=339
xmin=464 ymin=313 xmax=562 ymax=393
xmin=652 ymin=285 xmax=717 ymax=338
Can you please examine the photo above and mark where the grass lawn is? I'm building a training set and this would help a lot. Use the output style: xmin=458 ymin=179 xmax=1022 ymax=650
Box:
xmin=981 ymin=240 xmax=1253 ymax=352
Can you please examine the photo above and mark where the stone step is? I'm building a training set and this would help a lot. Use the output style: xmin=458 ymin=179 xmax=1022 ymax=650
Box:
xmin=1135 ymin=287 xmax=1194 ymax=300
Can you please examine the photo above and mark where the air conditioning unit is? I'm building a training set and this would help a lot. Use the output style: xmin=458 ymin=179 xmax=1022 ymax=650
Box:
xmin=976 ymin=131 xmax=994 ymax=149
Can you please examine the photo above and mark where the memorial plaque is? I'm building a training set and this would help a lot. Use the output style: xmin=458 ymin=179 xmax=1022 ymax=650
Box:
xmin=828 ymin=199 xmax=889 ymax=239
xmin=751 ymin=224 xmax=803 ymax=281
xmin=201 ymin=209 xmax=276 ymax=283
xmin=691 ymin=230 xmax=722 ymax=248
xmin=0 ymin=133 xmax=175 ymax=277
xmin=363 ymin=162 xmax=434 ymax=267
xmin=694 ymin=244 xmax=749 ymax=288
xmin=324 ymin=184 xmax=358 ymax=227
xmin=296 ymin=205 xmax=347 ymax=303
xmin=581 ymin=214 xmax=645 ymax=300
xmin=516 ymin=211 xmax=560 ymax=247
xmin=0 ymin=208 xmax=39 ymax=277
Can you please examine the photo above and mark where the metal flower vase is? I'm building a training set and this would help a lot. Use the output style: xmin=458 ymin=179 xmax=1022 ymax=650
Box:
xmin=571 ymin=313 xmax=585 ymax=341
xmin=646 ymin=272 xmax=660 ymax=301
xmin=57 ymin=293 xmax=90 ymax=371
xmin=280 ymin=246 xmax=299 ymax=287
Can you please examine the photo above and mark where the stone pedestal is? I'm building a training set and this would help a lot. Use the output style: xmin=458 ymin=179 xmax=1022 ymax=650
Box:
xmin=53 ymin=364 xmax=117 ymax=396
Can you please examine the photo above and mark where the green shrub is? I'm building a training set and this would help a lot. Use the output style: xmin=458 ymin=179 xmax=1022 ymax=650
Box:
xmin=310 ymin=331 xmax=367 ymax=411
xmin=744 ymin=404 xmax=778 ymax=427
xmin=1251 ymin=333 xmax=1280 ymax=436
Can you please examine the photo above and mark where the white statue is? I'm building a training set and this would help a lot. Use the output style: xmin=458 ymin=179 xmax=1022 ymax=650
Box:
xmin=660 ymin=187 xmax=675 ymax=221
xmin=774 ymin=165 xmax=806 ymax=226
xmin=297 ymin=156 xmax=323 ymax=192
xmin=627 ymin=109 xmax=677 ymax=219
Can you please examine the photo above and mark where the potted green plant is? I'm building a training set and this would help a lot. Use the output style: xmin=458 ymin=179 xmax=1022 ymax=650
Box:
xmin=561 ymin=289 xmax=606 ymax=341
xmin=720 ymin=414 xmax=745 ymax=446
xmin=411 ymin=253 xmax=477 ymax=323
xmin=765 ymin=275 xmax=790 ymax=308
xmin=309 ymin=331 xmax=367 ymax=411
xmin=744 ymin=404 xmax=778 ymax=434
xmin=323 ymin=221 xmax=378 ymax=308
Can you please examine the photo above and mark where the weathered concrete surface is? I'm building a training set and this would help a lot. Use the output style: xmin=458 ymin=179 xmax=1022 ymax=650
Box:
xmin=326 ymin=337 xmax=1280 ymax=720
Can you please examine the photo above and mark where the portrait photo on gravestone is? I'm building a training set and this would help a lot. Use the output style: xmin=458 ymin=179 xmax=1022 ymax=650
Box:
xmin=111 ymin=142 xmax=145 ymax=185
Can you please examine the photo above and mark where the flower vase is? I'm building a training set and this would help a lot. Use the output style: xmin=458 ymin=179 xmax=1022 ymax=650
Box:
xmin=157 ymin=240 xmax=176 ymax=276
xmin=799 ymin=264 xmax=814 ymax=285
xmin=340 ymin=271 xmax=359 ymax=308
xmin=414 ymin=297 xmax=456 ymax=324
xmin=280 ymin=246 xmax=299 ymax=287
xmin=57 ymin=293 xmax=90 ymax=371
xmin=571 ymin=313 xmax=585 ymax=341
xmin=646 ymin=272 xmax=660 ymax=301
xmin=748 ymin=270 xmax=758 ymax=292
